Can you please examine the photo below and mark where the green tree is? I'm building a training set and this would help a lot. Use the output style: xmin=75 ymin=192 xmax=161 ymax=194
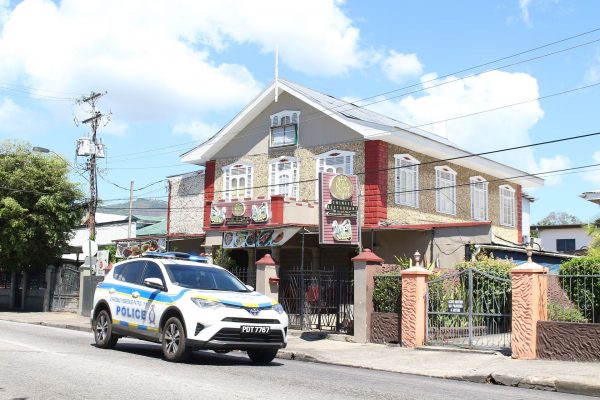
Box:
xmin=0 ymin=141 xmax=84 ymax=272
xmin=536 ymin=211 xmax=582 ymax=226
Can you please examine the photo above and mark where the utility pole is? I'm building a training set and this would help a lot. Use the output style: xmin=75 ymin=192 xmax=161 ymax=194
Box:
xmin=77 ymin=92 xmax=106 ymax=274
xmin=128 ymin=180 xmax=134 ymax=238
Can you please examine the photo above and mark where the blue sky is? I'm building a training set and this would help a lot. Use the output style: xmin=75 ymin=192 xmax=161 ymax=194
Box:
xmin=0 ymin=0 xmax=599 ymax=222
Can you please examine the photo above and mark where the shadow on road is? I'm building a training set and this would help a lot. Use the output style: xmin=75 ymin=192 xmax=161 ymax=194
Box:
xmin=92 ymin=342 xmax=284 ymax=367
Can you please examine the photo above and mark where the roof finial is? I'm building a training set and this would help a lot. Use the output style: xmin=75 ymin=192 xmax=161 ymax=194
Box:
xmin=274 ymin=46 xmax=279 ymax=103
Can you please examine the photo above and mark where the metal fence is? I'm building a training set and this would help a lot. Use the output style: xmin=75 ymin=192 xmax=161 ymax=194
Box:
xmin=279 ymin=269 xmax=354 ymax=333
xmin=229 ymin=265 xmax=248 ymax=285
xmin=0 ymin=271 xmax=10 ymax=289
xmin=427 ymin=268 xmax=512 ymax=352
xmin=549 ymin=274 xmax=600 ymax=324
xmin=373 ymin=275 xmax=402 ymax=313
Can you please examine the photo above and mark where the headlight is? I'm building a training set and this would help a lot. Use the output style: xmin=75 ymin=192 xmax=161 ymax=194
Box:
xmin=272 ymin=303 xmax=285 ymax=314
xmin=191 ymin=298 xmax=224 ymax=310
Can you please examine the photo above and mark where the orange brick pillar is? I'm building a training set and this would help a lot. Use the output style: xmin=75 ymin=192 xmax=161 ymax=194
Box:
xmin=511 ymin=245 xmax=548 ymax=359
xmin=256 ymin=253 xmax=279 ymax=302
xmin=352 ymin=249 xmax=383 ymax=343
xmin=401 ymin=251 xmax=432 ymax=348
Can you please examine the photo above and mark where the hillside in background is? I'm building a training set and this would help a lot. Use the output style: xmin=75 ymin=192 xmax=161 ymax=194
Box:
xmin=98 ymin=198 xmax=168 ymax=218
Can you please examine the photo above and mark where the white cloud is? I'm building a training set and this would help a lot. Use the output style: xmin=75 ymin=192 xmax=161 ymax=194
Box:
xmin=173 ymin=120 xmax=221 ymax=140
xmin=367 ymin=70 xmax=545 ymax=171
xmin=584 ymin=54 xmax=600 ymax=84
xmin=380 ymin=50 xmax=423 ymax=83
xmin=536 ymin=154 xmax=571 ymax=186
xmin=0 ymin=97 xmax=44 ymax=135
xmin=582 ymin=150 xmax=600 ymax=184
xmin=519 ymin=0 xmax=533 ymax=25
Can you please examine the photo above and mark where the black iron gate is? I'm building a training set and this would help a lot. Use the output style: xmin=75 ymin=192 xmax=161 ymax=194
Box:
xmin=426 ymin=268 xmax=511 ymax=351
xmin=279 ymin=269 xmax=353 ymax=333
xmin=51 ymin=266 xmax=80 ymax=312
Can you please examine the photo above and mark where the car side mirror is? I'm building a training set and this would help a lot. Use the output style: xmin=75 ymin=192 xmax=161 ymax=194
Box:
xmin=245 ymin=285 xmax=254 ymax=292
xmin=144 ymin=277 xmax=164 ymax=291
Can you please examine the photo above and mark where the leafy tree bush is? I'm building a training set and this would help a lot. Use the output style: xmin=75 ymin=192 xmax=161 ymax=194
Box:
xmin=547 ymin=303 xmax=587 ymax=323
xmin=0 ymin=141 xmax=84 ymax=272
xmin=212 ymin=246 xmax=235 ymax=270
xmin=372 ymin=274 xmax=402 ymax=313
xmin=558 ymin=256 xmax=600 ymax=322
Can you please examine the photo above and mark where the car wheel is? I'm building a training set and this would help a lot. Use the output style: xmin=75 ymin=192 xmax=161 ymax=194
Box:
xmin=247 ymin=349 xmax=278 ymax=364
xmin=162 ymin=317 xmax=190 ymax=362
xmin=94 ymin=309 xmax=118 ymax=349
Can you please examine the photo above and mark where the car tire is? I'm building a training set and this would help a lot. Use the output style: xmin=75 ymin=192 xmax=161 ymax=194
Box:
xmin=247 ymin=349 xmax=278 ymax=364
xmin=162 ymin=317 xmax=191 ymax=362
xmin=93 ymin=309 xmax=118 ymax=349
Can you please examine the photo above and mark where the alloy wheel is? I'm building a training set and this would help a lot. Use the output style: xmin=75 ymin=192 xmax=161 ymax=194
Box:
xmin=96 ymin=314 xmax=108 ymax=343
xmin=165 ymin=323 xmax=180 ymax=354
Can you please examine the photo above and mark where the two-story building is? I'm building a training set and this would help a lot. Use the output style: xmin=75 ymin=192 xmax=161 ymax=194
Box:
xmin=171 ymin=79 xmax=543 ymax=283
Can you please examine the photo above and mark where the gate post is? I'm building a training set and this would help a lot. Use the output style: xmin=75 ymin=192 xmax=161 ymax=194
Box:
xmin=256 ymin=253 xmax=279 ymax=302
xmin=511 ymin=245 xmax=548 ymax=359
xmin=352 ymin=249 xmax=383 ymax=343
xmin=401 ymin=251 xmax=432 ymax=348
xmin=43 ymin=265 xmax=56 ymax=312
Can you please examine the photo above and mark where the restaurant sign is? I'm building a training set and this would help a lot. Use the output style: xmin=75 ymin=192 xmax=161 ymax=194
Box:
xmin=210 ymin=200 xmax=270 ymax=226
xmin=319 ymin=173 xmax=360 ymax=245
xmin=222 ymin=227 xmax=298 ymax=249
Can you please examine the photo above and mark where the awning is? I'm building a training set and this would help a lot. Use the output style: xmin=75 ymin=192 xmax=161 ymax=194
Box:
xmin=222 ymin=227 xmax=300 ymax=249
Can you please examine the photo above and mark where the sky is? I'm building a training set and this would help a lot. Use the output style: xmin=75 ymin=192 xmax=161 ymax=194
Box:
xmin=0 ymin=0 xmax=599 ymax=223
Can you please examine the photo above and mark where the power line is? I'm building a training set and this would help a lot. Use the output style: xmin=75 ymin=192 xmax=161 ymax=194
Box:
xmin=105 ymin=27 xmax=600 ymax=162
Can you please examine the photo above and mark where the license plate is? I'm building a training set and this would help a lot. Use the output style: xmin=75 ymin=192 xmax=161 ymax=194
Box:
xmin=240 ymin=325 xmax=270 ymax=335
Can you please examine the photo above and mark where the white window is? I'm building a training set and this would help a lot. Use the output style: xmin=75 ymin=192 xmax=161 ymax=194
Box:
xmin=435 ymin=166 xmax=457 ymax=215
xmin=222 ymin=163 xmax=253 ymax=201
xmin=270 ymin=110 xmax=300 ymax=147
xmin=394 ymin=154 xmax=419 ymax=208
xmin=315 ymin=150 xmax=354 ymax=175
xmin=470 ymin=176 xmax=488 ymax=221
xmin=269 ymin=157 xmax=300 ymax=198
xmin=500 ymin=184 xmax=516 ymax=227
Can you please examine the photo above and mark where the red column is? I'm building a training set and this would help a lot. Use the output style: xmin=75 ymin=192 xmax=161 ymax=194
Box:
xmin=364 ymin=140 xmax=388 ymax=226
xmin=203 ymin=160 xmax=216 ymax=229
xmin=271 ymin=195 xmax=284 ymax=224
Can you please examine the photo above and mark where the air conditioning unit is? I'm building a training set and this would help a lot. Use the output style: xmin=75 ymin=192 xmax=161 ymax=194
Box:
xmin=76 ymin=137 xmax=93 ymax=156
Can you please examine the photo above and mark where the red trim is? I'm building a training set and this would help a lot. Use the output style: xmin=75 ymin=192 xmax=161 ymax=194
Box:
xmin=203 ymin=160 xmax=216 ymax=229
xmin=516 ymin=184 xmax=523 ymax=244
xmin=166 ymin=180 xmax=172 ymax=236
xmin=205 ymin=223 xmax=317 ymax=232
xmin=271 ymin=195 xmax=284 ymax=224
xmin=351 ymin=248 xmax=383 ymax=263
xmin=363 ymin=221 xmax=491 ymax=231
xmin=364 ymin=140 xmax=388 ymax=225
xmin=166 ymin=234 xmax=206 ymax=238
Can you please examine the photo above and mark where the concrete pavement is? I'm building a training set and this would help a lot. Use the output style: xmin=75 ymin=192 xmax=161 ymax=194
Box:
xmin=1 ymin=311 xmax=599 ymax=397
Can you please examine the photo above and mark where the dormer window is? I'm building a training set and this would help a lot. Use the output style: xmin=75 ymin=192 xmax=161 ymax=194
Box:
xmin=270 ymin=110 xmax=300 ymax=147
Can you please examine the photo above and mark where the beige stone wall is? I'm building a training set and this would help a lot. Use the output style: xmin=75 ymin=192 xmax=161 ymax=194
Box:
xmin=386 ymin=143 xmax=519 ymax=241
xmin=214 ymin=141 xmax=365 ymax=203
xmin=168 ymin=172 xmax=204 ymax=234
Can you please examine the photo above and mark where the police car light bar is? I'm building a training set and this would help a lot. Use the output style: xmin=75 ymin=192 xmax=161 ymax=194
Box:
xmin=143 ymin=251 xmax=208 ymax=263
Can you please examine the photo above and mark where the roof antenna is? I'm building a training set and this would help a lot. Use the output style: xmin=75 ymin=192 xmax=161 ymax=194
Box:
xmin=275 ymin=46 xmax=279 ymax=102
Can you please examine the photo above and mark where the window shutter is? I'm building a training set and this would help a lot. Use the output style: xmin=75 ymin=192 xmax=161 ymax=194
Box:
xmin=269 ymin=163 xmax=276 ymax=196
xmin=224 ymin=168 xmax=230 ymax=201
xmin=246 ymin=166 xmax=253 ymax=198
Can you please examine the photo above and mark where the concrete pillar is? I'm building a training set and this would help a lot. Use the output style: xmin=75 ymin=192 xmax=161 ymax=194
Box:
xmin=255 ymin=253 xmax=279 ymax=301
xmin=401 ymin=251 xmax=432 ymax=348
xmin=351 ymin=248 xmax=383 ymax=343
xmin=79 ymin=264 xmax=91 ymax=316
xmin=511 ymin=245 xmax=548 ymax=359
xmin=43 ymin=265 xmax=55 ymax=312
xmin=9 ymin=271 xmax=17 ymax=309
xmin=20 ymin=270 xmax=28 ymax=311
xmin=203 ymin=246 xmax=213 ymax=264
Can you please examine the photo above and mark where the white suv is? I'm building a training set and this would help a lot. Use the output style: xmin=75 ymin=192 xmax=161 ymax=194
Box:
xmin=91 ymin=255 xmax=288 ymax=363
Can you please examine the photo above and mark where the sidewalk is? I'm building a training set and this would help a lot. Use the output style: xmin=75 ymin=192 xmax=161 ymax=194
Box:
xmin=1 ymin=311 xmax=599 ymax=397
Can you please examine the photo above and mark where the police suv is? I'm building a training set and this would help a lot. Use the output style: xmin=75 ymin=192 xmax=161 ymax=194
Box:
xmin=91 ymin=253 xmax=288 ymax=363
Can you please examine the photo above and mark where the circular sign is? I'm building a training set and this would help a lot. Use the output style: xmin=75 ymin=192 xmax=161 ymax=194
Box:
xmin=231 ymin=202 xmax=245 ymax=217
xmin=329 ymin=175 xmax=354 ymax=201
xmin=81 ymin=239 xmax=98 ymax=257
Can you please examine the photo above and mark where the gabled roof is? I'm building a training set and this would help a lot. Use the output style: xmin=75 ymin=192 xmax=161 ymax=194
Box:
xmin=180 ymin=79 xmax=543 ymax=188
xmin=136 ymin=220 xmax=167 ymax=237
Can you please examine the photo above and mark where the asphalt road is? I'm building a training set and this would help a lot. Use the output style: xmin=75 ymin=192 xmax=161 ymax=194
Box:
xmin=0 ymin=320 xmax=590 ymax=400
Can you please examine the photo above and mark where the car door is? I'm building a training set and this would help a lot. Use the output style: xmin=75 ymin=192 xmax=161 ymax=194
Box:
xmin=110 ymin=260 xmax=146 ymax=330
xmin=138 ymin=261 xmax=167 ymax=335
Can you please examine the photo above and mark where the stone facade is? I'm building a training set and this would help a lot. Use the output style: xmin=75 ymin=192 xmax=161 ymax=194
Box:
xmin=168 ymin=171 xmax=204 ymax=235
xmin=385 ymin=143 xmax=520 ymax=243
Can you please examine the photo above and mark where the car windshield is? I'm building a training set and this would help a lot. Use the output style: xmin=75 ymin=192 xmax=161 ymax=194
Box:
xmin=164 ymin=264 xmax=248 ymax=292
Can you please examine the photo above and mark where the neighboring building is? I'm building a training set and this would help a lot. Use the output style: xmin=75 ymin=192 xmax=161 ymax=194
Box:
xmin=521 ymin=192 xmax=535 ymax=245
xmin=531 ymin=224 xmax=594 ymax=254
xmin=581 ymin=190 xmax=600 ymax=205
xmin=166 ymin=170 xmax=205 ymax=253
xmin=174 ymin=79 xmax=543 ymax=274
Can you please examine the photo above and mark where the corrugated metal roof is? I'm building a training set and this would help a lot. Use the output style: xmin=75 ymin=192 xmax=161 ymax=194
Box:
xmin=136 ymin=220 xmax=167 ymax=236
